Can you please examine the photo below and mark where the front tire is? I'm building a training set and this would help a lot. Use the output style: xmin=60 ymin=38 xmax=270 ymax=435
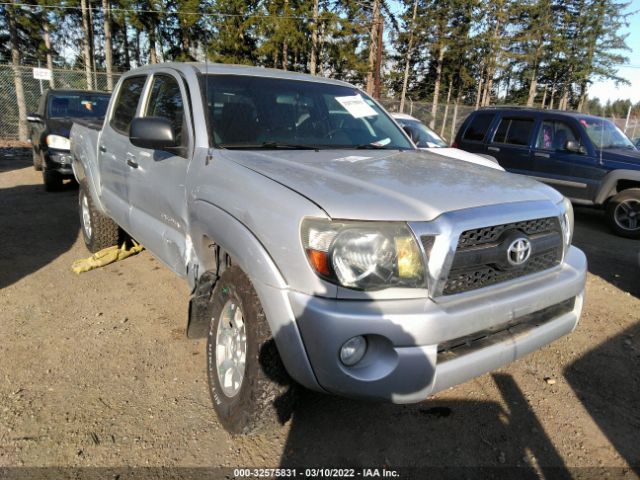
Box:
xmin=207 ymin=266 xmax=296 ymax=435
xmin=43 ymin=170 xmax=62 ymax=191
xmin=606 ymin=189 xmax=640 ymax=238
xmin=79 ymin=184 xmax=120 ymax=252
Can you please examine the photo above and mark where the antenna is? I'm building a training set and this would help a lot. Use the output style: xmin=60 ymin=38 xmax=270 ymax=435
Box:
xmin=599 ymin=104 xmax=604 ymax=165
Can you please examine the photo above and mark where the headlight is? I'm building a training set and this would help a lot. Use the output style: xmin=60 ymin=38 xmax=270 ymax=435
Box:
xmin=301 ymin=218 xmax=425 ymax=290
xmin=46 ymin=134 xmax=70 ymax=151
xmin=560 ymin=197 xmax=574 ymax=249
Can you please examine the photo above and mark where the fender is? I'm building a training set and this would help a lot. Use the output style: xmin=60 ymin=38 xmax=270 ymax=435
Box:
xmin=595 ymin=169 xmax=640 ymax=205
xmin=187 ymin=199 xmax=323 ymax=392
xmin=71 ymin=126 xmax=107 ymax=212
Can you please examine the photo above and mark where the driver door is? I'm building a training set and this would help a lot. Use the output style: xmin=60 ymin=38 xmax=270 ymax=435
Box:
xmin=126 ymin=70 xmax=192 ymax=276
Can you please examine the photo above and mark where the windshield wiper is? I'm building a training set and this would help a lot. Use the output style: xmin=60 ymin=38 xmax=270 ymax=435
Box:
xmin=354 ymin=143 xmax=390 ymax=149
xmin=219 ymin=142 xmax=320 ymax=150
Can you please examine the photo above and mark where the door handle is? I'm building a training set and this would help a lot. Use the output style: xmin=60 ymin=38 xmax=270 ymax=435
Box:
xmin=99 ymin=144 xmax=107 ymax=153
xmin=488 ymin=146 xmax=500 ymax=152
xmin=534 ymin=152 xmax=550 ymax=158
xmin=127 ymin=158 xmax=139 ymax=169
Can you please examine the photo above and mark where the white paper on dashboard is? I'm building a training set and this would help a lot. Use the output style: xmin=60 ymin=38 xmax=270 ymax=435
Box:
xmin=335 ymin=94 xmax=378 ymax=118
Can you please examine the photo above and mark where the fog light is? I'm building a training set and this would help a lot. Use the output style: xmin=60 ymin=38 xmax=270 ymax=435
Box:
xmin=340 ymin=336 xmax=367 ymax=366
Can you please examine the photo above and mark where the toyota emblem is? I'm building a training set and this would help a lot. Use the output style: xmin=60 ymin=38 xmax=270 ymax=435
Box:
xmin=507 ymin=237 xmax=532 ymax=266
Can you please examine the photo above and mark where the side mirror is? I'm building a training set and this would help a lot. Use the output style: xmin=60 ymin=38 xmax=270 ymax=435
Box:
xmin=565 ymin=140 xmax=586 ymax=154
xmin=129 ymin=117 xmax=177 ymax=150
xmin=27 ymin=113 xmax=42 ymax=123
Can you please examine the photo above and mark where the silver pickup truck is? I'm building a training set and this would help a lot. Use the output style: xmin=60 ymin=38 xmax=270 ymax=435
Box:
xmin=70 ymin=63 xmax=586 ymax=434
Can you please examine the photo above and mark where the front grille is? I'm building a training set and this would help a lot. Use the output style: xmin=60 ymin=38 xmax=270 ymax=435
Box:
xmin=442 ymin=217 xmax=562 ymax=295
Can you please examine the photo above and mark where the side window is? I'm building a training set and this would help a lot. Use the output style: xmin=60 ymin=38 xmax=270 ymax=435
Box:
xmin=536 ymin=120 xmax=580 ymax=150
xmin=462 ymin=113 xmax=495 ymax=142
xmin=110 ymin=76 xmax=146 ymax=134
xmin=145 ymin=74 xmax=185 ymax=146
xmin=492 ymin=117 xmax=534 ymax=146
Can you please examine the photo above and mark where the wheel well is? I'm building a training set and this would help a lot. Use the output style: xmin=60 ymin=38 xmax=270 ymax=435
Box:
xmin=616 ymin=180 xmax=640 ymax=195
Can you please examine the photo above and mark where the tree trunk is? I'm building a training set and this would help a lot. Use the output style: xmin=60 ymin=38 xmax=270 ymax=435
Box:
xmin=577 ymin=81 xmax=588 ymax=113
xmin=440 ymin=78 xmax=453 ymax=138
xmin=366 ymin=0 xmax=380 ymax=95
xmin=43 ymin=20 xmax=55 ymax=88
xmin=122 ymin=16 xmax=131 ymax=69
xmin=88 ymin=0 xmax=97 ymax=88
xmin=399 ymin=0 xmax=418 ymax=113
xmin=281 ymin=0 xmax=289 ymax=70
xmin=450 ymin=93 xmax=460 ymax=142
xmin=309 ymin=0 xmax=319 ymax=75
xmin=103 ymin=0 xmax=114 ymax=91
xmin=540 ymin=84 xmax=547 ymax=109
xmin=149 ymin=26 xmax=158 ymax=64
xmin=80 ymin=0 xmax=94 ymax=89
xmin=429 ymin=42 xmax=445 ymax=129
xmin=526 ymin=69 xmax=537 ymax=107
xmin=475 ymin=66 xmax=484 ymax=110
xmin=8 ymin=3 xmax=28 ymax=141
xmin=134 ymin=27 xmax=141 ymax=66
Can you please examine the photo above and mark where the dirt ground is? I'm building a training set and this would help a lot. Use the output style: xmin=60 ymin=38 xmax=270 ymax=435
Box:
xmin=0 ymin=147 xmax=638 ymax=478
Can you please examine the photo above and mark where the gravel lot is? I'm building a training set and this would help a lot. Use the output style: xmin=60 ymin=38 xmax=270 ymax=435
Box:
xmin=0 ymin=146 xmax=638 ymax=478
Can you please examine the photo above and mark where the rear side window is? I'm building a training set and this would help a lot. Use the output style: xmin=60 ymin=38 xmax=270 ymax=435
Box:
xmin=493 ymin=117 xmax=534 ymax=146
xmin=462 ymin=113 xmax=495 ymax=142
xmin=110 ymin=76 xmax=146 ymax=134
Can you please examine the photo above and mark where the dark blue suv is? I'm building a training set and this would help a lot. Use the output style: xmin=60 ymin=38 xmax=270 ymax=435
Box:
xmin=455 ymin=108 xmax=640 ymax=238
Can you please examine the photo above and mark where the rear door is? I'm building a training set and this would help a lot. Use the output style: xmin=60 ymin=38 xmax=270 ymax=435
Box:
xmin=486 ymin=114 xmax=537 ymax=173
xmin=456 ymin=112 xmax=496 ymax=154
xmin=530 ymin=116 xmax=602 ymax=201
xmin=127 ymin=70 xmax=192 ymax=276
xmin=98 ymin=75 xmax=148 ymax=232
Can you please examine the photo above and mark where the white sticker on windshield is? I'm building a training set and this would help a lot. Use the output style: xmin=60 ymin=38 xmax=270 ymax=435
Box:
xmin=335 ymin=94 xmax=378 ymax=118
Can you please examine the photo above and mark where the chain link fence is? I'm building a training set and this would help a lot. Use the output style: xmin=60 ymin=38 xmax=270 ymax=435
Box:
xmin=380 ymin=99 xmax=478 ymax=143
xmin=0 ymin=65 xmax=121 ymax=141
xmin=0 ymin=64 xmax=637 ymax=144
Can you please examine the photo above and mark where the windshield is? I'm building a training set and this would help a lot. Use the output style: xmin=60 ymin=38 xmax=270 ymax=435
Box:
xmin=396 ymin=119 xmax=448 ymax=148
xmin=580 ymin=117 xmax=636 ymax=150
xmin=205 ymin=75 xmax=413 ymax=150
xmin=47 ymin=92 xmax=110 ymax=119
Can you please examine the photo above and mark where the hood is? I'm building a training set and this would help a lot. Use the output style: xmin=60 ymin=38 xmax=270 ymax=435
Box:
xmin=421 ymin=147 xmax=504 ymax=171
xmin=46 ymin=117 xmax=73 ymax=138
xmin=220 ymin=149 xmax=563 ymax=221
xmin=600 ymin=148 xmax=640 ymax=168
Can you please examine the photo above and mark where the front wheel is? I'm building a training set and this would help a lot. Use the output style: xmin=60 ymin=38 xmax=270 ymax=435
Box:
xmin=206 ymin=266 xmax=296 ymax=435
xmin=43 ymin=170 xmax=62 ymax=191
xmin=606 ymin=189 xmax=640 ymax=239
xmin=79 ymin=185 xmax=120 ymax=252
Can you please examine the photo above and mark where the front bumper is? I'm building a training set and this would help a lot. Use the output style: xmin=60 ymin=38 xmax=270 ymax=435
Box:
xmin=290 ymin=246 xmax=586 ymax=403
xmin=44 ymin=149 xmax=74 ymax=175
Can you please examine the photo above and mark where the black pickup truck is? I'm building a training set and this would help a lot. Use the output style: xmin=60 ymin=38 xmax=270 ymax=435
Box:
xmin=455 ymin=108 xmax=640 ymax=238
xmin=27 ymin=89 xmax=110 ymax=191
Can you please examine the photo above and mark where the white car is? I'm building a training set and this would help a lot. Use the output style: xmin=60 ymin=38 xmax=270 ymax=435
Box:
xmin=392 ymin=112 xmax=504 ymax=171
